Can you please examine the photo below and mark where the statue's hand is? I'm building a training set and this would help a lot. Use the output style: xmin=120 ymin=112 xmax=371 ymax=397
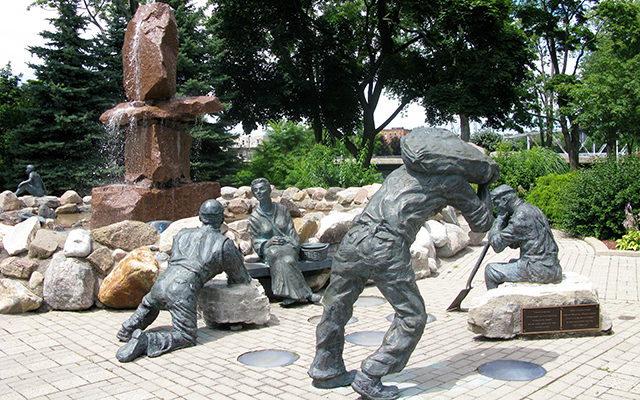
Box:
xmin=267 ymin=236 xmax=286 ymax=246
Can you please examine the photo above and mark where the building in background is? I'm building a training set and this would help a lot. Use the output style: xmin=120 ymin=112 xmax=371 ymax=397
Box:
xmin=380 ymin=127 xmax=412 ymax=142
xmin=232 ymin=131 xmax=266 ymax=159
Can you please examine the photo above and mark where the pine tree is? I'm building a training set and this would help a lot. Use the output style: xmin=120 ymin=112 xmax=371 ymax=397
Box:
xmin=5 ymin=0 xmax=112 ymax=195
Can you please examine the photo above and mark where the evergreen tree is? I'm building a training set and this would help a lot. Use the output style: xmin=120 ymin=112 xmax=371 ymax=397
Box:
xmin=5 ymin=0 xmax=112 ymax=195
xmin=0 ymin=64 xmax=30 ymax=188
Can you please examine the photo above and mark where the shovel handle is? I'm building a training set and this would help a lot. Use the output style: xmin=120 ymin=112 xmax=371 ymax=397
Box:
xmin=465 ymin=241 xmax=491 ymax=290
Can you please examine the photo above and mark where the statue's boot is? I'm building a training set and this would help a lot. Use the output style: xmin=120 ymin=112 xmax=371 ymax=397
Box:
xmin=352 ymin=371 xmax=400 ymax=400
xmin=312 ymin=370 xmax=356 ymax=389
xmin=116 ymin=329 xmax=148 ymax=362
xmin=117 ymin=326 xmax=133 ymax=342
xmin=308 ymin=293 xmax=322 ymax=304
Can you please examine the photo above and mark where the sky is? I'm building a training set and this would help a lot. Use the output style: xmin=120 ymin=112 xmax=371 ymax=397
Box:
xmin=0 ymin=0 xmax=454 ymax=133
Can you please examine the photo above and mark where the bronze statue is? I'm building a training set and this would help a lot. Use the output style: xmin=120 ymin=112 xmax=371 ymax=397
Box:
xmin=484 ymin=185 xmax=562 ymax=289
xmin=115 ymin=199 xmax=251 ymax=362
xmin=249 ymin=178 xmax=320 ymax=306
xmin=308 ymin=128 xmax=498 ymax=400
xmin=15 ymin=165 xmax=47 ymax=197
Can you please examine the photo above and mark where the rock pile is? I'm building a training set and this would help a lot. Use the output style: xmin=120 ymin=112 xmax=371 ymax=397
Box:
xmin=0 ymin=184 xmax=484 ymax=315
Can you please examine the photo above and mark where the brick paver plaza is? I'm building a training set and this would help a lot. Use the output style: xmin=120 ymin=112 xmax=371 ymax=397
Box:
xmin=2 ymin=231 xmax=640 ymax=399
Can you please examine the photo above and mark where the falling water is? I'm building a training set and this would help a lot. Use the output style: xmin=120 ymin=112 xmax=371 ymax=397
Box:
xmin=127 ymin=18 xmax=144 ymax=101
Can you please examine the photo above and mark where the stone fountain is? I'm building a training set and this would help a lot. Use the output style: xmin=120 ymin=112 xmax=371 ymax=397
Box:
xmin=93 ymin=3 xmax=222 ymax=229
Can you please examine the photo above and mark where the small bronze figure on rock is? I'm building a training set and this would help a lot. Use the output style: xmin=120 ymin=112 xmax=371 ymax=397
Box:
xmin=484 ymin=184 xmax=562 ymax=290
xmin=115 ymin=199 xmax=251 ymax=362
xmin=249 ymin=178 xmax=320 ymax=306
xmin=15 ymin=165 xmax=47 ymax=197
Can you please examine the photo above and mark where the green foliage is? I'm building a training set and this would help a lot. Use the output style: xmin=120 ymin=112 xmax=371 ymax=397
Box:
xmin=289 ymin=139 xmax=381 ymax=189
xmin=234 ymin=121 xmax=313 ymax=189
xmin=210 ymin=0 xmax=533 ymax=168
xmin=492 ymin=143 xmax=570 ymax=196
xmin=235 ymin=120 xmax=381 ymax=189
xmin=561 ymin=155 xmax=640 ymax=239
xmin=0 ymin=64 xmax=30 ymax=187
xmin=190 ymin=121 xmax=242 ymax=186
xmin=573 ymin=0 xmax=640 ymax=150
xmin=525 ymin=172 xmax=577 ymax=226
xmin=616 ymin=231 xmax=640 ymax=251
xmin=470 ymin=129 xmax=504 ymax=153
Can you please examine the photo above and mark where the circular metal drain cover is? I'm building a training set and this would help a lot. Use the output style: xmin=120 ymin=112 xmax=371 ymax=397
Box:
xmin=478 ymin=360 xmax=546 ymax=381
xmin=387 ymin=313 xmax=436 ymax=324
xmin=308 ymin=315 xmax=358 ymax=325
xmin=237 ymin=350 xmax=299 ymax=368
xmin=354 ymin=296 xmax=386 ymax=307
xmin=345 ymin=331 xmax=386 ymax=347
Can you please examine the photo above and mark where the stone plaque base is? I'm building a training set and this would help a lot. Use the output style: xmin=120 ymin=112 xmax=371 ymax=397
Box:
xmin=91 ymin=182 xmax=221 ymax=229
xmin=468 ymin=272 xmax=612 ymax=339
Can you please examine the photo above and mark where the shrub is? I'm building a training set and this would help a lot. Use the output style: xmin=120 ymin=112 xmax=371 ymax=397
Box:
xmin=234 ymin=121 xmax=313 ymax=188
xmin=492 ymin=143 xmax=570 ymax=197
xmin=289 ymin=139 xmax=381 ymax=189
xmin=235 ymin=120 xmax=381 ymax=189
xmin=616 ymin=231 xmax=640 ymax=251
xmin=470 ymin=129 xmax=503 ymax=153
xmin=525 ymin=172 xmax=577 ymax=226
xmin=561 ymin=155 xmax=640 ymax=239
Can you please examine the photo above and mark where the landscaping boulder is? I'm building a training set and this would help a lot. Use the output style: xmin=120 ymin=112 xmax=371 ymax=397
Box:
xmin=282 ymin=187 xmax=300 ymax=200
xmin=60 ymin=190 xmax=83 ymax=205
xmin=324 ymin=187 xmax=343 ymax=202
xmin=295 ymin=218 xmax=318 ymax=243
xmin=98 ymin=247 xmax=159 ymax=309
xmin=353 ymin=188 xmax=369 ymax=205
xmin=158 ymin=216 xmax=201 ymax=253
xmin=198 ymin=278 xmax=271 ymax=326
xmin=43 ymin=257 xmax=96 ymax=310
xmin=0 ymin=190 xmax=22 ymax=211
xmin=63 ymin=229 xmax=92 ymax=258
xmin=280 ymin=198 xmax=301 ymax=218
xmin=55 ymin=204 xmax=78 ymax=214
xmin=0 ymin=279 xmax=42 ymax=314
xmin=87 ymin=246 xmax=116 ymax=275
xmin=336 ymin=187 xmax=360 ymax=205
xmin=425 ymin=220 xmax=448 ymax=248
xmin=292 ymin=189 xmax=308 ymax=202
xmin=0 ymin=257 xmax=38 ymax=279
xmin=220 ymin=186 xmax=237 ymax=200
xmin=307 ymin=187 xmax=327 ymax=201
xmin=314 ymin=201 xmax=334 ymax=212
xmin=227 ymin=198 xmax=250 ymax=215
xmin=315 ymin=212 xmax=357 ymax=244
xmin=91 ymin=220 xmax=159 ymax=251
xmin=3 ymin=216 xmax=40 ymax=256
xmin=28 ymin=229 xmax=66 ymax=259
xmin=410 ymin=227 xmax=438 ymax=279
xmin=436 ymin=223 xmax=470 ymax=258
xmin=37 ymin=204 xmax=57 ymax=219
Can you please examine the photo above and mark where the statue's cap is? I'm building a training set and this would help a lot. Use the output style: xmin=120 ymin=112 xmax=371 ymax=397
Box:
xmin=199 ymin=199 xmax=224 ymax=216
xmin=490 ymin=184 xmax=516 ymax=201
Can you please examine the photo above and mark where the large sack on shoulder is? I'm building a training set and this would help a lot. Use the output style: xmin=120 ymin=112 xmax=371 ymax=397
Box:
xmin=401 ymin=127 xmax=498 ymax=185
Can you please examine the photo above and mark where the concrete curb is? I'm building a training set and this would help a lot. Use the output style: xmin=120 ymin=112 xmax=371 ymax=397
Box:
xmin=584 ymin=236 xmax=640 ymax=257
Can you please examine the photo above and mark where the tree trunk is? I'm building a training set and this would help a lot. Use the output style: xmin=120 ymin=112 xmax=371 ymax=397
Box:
xmin=560 ymin=117 xmax=580 ymax=170
xmin=459 ymin=114 xmax=470 ymax=142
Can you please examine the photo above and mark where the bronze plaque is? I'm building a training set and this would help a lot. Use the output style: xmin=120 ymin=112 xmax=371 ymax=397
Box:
xmin=522 ymin=304 xmax=600 ymax=334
